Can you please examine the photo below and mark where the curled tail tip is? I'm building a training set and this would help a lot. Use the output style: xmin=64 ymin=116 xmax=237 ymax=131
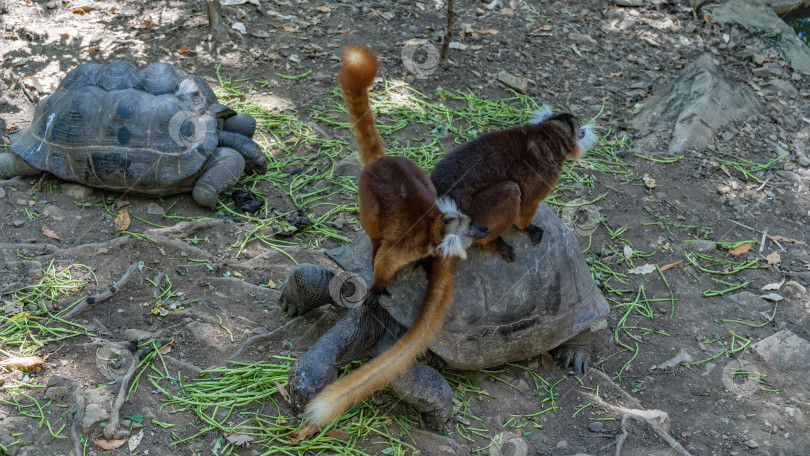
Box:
xmin=338 ymin=44 xmax=379 ymax=90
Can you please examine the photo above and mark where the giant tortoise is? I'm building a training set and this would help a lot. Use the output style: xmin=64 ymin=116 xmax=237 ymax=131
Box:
xmin=0 ymin=60 xmax=266 ymax=209
xmin=279 ymin=203 xmax=609 ymax=428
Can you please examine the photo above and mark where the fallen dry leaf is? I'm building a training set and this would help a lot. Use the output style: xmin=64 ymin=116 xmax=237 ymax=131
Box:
xmin=81 ymin=46 xmax=102 ymax=53
xmin=275 ymin=381 xmax=291 ymax=403
xmin=157 ymin=339 xmax=174 ymax=354
xmin=728 ymin=242 xmax=753 ymax=256
xmin=762 ymin=278 xmax=785 ymax=291
xmin=325 ymin=429 xmax=350 ymax=441
xmin=563 ymin=59 xmax=571 ymax=68
xmin=94 ymin=439 xmax=126 ymax=450
xmin=42 ymin=226 xmax=62 ymax=241
xmin=177 ymin=45 xmax=195 ymax=54
xmin=660 ymin=262 xmax=680 ymax=271
xmin=282 ymin=25 xmax=298 ymax=32
xmin=114 ymin=208 xmax=131 ymax=231
xmin=225 ymin=433 xmax=255 ymax=447
xmin=314 ymin=5 xmax=331 ymax=12
xmin=766 ymin=251 xmax=781 ymax=265
xmin=770 ymin=235 xmax=805 ymax=245
xmin=479 ymin=29 xmax=500 ymax=35
xmin=610 ymin=72 xmax=623 ymax=77
xmin=286 ymin=424 xmax=319 ymax=443
xmin=643 ymin=174 xmax=656 ymax=190
xmin=628 ymin=264 xmax=656 ymax=275
xmin=0 ymin=356 xmax=45 ymax=371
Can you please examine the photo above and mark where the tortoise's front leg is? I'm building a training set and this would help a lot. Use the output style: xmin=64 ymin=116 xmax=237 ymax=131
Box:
xmin=0 ymin=153 xmax=39 ymax=180
xmin=192 ymin=147 xmax=244 ymax=209
xmin=279 ymin=264 xmax=341 ymax=316
xmin=218 ymin=130 xmax=266 ymax=174
xmin=372 ymin=331 xmax=454 ymax=430
xmin=287 ymin=305 xmax=389 ymax=412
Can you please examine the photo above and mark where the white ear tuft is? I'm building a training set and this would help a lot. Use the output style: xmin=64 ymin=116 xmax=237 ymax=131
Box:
xmin=437 ymin=234 xmax=466 ymax=259
xmin=576 ymin=124 xmax=599 ymax=155
xmin=528 ymin=104 xmax=554 ymax=124
xmin=436 ymin=196 xmax=460 ymax=214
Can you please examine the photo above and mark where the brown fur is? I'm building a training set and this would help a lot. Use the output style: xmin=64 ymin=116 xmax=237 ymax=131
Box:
xmin=430 ymin=115 xmax=586 ymax=261
xmin=303 ymin=44 xmax=487 ymax=428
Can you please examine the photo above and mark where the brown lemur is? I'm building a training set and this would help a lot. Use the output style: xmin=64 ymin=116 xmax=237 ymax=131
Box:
xmin=303 ymin=44 xmax=489 ymax=428
xmin=430 ymin=105 xmax=598 ymax=262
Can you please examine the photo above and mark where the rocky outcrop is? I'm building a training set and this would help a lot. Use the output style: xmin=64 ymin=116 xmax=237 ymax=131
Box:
xmin=630 ymin=54 xmax=761 ymax=155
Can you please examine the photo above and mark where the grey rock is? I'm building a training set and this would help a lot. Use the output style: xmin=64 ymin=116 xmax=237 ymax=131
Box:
xmin=185 ymin=321 xmax=224 ymax=347
xmin=82 ymin=403 xmax=110 ymax=431
xmin=752 ymin=52 xmax=766 ymax=66
xmin=614 ymin=0 xmax=644 ymax=6
xmin=752 ymin=66 xmax=774 ymax=78
xmin=12 ymin=220 xmax=25 ymax=227
xmin=123 ymin=328 xmax=160 ymax=341
xmin=799 ymin=156 xmax=810 ymax=167
xmin=782 ymin=280 xmax=806 ymax=299
xmin=62 ymin=183 xmax=94 ymax=199
xmin=44 ymin=1 xmax=57 ymax=8
xmin=751 ymin=329 xmax=810 ymax=374
xmin=745 ymin=439 xmax=760 ymax=449
xmin=588 ymin=421 xmax=605 ymax=432
xmin=411 ymin=428 xmax=466 ymax=455
xmin=556 ymin=440 xmax=569 ymax=449
xmin=690 ymin=239 xmax=717 ymax=253
xmin=630 ymin=54 xmax=761 ymax=155
xmin=43 ymin=204 xmax=66 ymax=221
xmin=765 ymin=79 xmax=798 ymax=96
xmin=145 ymin=202 xmax=164 ymax=215
xmin=703 ymin=0 xmax=810 ymax=75
xmin=764 ymin=0 xmax=810 ymax=15
xmin=497 ymin=70 xmax=530 ymax=94
xmin=333 ymin=151 xmax=363 ymax=177
xmin=0 ymin=188 xmax=5 ymax=199
xmin=629 ymin=80 xmax=652 ymax=90
xmin=15 ymin=198 xmax=28 ymax=206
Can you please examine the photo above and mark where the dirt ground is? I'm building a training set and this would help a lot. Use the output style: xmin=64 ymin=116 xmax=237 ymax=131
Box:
xmin=1 ymin=0 xmax=810 ymax=455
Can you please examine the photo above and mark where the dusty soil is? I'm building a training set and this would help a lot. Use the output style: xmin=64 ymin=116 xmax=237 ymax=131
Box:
xmin=1 ymin=0 xmax=810 ymax=455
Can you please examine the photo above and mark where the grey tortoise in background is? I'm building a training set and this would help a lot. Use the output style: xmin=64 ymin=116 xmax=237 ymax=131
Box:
xmin=278 ymin=203 xmax=609 ymax=429
xmin=0 ymin=60 xmax=267 ymax=209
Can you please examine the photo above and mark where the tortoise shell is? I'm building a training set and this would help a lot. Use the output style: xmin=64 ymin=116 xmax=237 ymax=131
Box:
xmin=326 ymin=203 xmax=609 ymax=370
xmin=9 ymin=60 xmax=227 ymax=195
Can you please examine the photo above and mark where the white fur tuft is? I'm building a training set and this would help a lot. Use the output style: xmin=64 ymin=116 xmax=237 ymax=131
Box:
xmin=303 ymin=396 xmax=333 ymax=426
xmin=437 ymin=234 xmax=466 ymax=260
xmin=576 ymin=124 xmax=599 ymax=155
xmin=436 ymin=196 xmax=460 ymax=214
xmin=528 ymin=104 xmax=554 ymax=124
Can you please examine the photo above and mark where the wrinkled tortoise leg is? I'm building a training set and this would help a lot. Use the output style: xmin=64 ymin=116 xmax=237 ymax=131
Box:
xmin=223 ymin=114 xmax=257 ymax=138
xmin=373 ymin=331 xmax=454 ymax=430
xmin=279 ymin=264 xmax=344 ymax=316
xmin=0 ymin=153 xmax=39 ymax=180
xmin=554 ymin=329 xmax=593 ymax=374
xmin=218 ymin=130 xmax=266 ymax=174
xmin=192 ymin=147 xmax=245 ymax=209
xmin=287 ymin=304 xmax=390 ymax=413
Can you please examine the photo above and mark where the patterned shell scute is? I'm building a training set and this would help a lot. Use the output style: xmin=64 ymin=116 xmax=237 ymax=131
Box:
xmin=9 ymin=60 xmax=222 ymax=194
xmin=326 ymin=203 xmax=609 ymax=370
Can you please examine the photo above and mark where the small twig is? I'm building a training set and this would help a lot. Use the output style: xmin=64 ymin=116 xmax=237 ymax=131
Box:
xmin=440 ymin=0 xmax=454 ymax=68
xmin=759 ymin=231 xmax=767 ymax=254
xmin=228 ymin=316 xmax=302 ymax=360
xmin=104 ymin=355 xmax=139 ymax=440
xmin=754 ymin=177 xmax=770 ymax=192
xmin=63 ymin=378 xmax=85 ymax=456
xmin=61 ymin=263 xmax=138 ymax=319
xmin=615 ymin=415 xmax=629 ymax=456
xmin=727 ymin=219 xmax=786 ymax=252
xmin=145 ymin=219 xmax=223 ymax=238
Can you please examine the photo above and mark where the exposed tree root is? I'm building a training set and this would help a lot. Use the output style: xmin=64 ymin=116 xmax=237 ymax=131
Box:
xmin=103 ymin=355 xmax=139 ymax=440
xmin=61 ymin=263 xmax=138 ymax=319
xmin=228 ymin=316 xmax=302 ymax=360
xmin=0 ymin=242 xmax=59 ymax=254
xmin=145 ymin=219 xmax=224 ymax=238
xmin=582 ymin=390 xmax=691 ymax=456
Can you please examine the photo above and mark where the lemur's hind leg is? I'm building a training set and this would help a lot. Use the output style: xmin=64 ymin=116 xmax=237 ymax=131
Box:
xmin=516 ymin=194 xmax=544 ymax=245
xmin=465 ymin=182 xmax=521 ymax=262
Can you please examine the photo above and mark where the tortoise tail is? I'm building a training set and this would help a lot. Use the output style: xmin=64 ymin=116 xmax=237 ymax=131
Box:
xmin=337 ymin=44 xmax=385 ymax=166
xmin=304 ymin=256 xmax=457 ymax=428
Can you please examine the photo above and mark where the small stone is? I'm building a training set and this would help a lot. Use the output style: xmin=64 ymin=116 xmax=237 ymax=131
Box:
xmin=782 ymin=281 xmax=806 ymax=299
xmin=751 ymin=67 xmax=772 ymax=78
xmin=12 ymin=219 xmax=25 ymax=227
xmin=629 ymin=80 xmax=652 ymax=90
xmin=588 ymin=421 xmax=604 ymax=432
xmin=752 ymin=53 xmax=765 ymax=66
xmin=556 ymin=440 xmax=569 ymax=450
xmin=145 ymin=202 xmax=164 ymax=215
xmin=798 ymin=156 xmax=810 ymax=168
xmin=496 ymin=70 xmax=529 ymax=94
xmin=62 ymin=183 xmax=94 ymax=200
xmin=0 ymin=188 xmax=5 ymax=198
xmin=614 ymin=0 xmax=644 ymax=6
xmin=332 ymin=217 xmax=347 ymax=230
xmin=745 ymin=440 xmax=759 ymax=449
xmin=82 ymin=403 xmax=110 ymax=431
xmin=44 ymin=1 xmax=57 ymax=8
xmin=792 ymin=73 xmax=802 ymax=82
xmin=16 ymin=198 xmax=28 ymax=206
xmin=448 ymin=42 xmax=468 ymax=50
xmin=690 ymin=240 xmax=717 ymax=253
xmin=334 ymin=152 xmax=363 ymax=177
xmin=123 ymin=328 xmax=159 ymax=340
